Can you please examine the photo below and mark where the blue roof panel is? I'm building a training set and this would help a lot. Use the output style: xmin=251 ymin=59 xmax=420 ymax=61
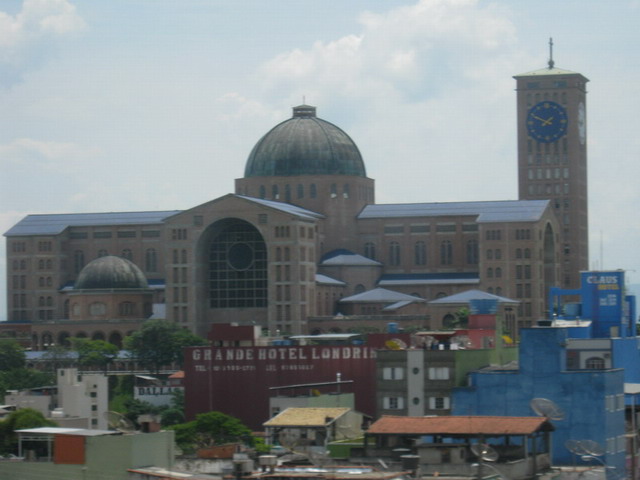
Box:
xmin=5 ymin=211 xmax=181 ymax=237
xmin=358 ymin=200 xmax=549 ymax=223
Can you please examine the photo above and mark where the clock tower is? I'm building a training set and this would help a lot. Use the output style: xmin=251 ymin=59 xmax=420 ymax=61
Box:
xmin=514 ymin=39 xmax=589 ymax=290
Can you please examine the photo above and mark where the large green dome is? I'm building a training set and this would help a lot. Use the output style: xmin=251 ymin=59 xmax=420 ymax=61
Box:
xmin=75 ymin=255 xmax=148 ymax=290
xmin=244 ymin=105 xmax=366 ymax=178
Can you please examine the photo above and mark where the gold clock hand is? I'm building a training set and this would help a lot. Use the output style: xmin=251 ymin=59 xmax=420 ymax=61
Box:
xmin=541 ymin=117 xmax=554 ymax=126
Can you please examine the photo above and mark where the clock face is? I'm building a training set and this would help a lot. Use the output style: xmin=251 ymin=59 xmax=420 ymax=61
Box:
xmin=578 ymin=102 xmax=586 ymax=145
xmin=526 ymin=101 xmax=568 ymax=143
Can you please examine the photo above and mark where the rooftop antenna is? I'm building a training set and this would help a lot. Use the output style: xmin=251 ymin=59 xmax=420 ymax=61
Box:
xmin=548 ymin=37 xmax=555 ymax=69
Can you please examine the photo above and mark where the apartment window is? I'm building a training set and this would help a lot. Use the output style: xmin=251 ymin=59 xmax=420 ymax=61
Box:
xmin=117 ymin=231 xmax=136 ymax=238
xmin=586 ymin=357 xmax=605 ymax=370
xmin=383 ymin=367 xmax=404 ymax=380
xmin=364 ymin=243 xmax=376 ymax=260
xmin=383 ymin=397 xmax=405 ymax=410
xmin=429 ymin=397 xmax=450 ymax=410
xmin=141 ymin=230 xmax=160 ymax=238
xmin=428 ymin=367 xmax=450 ymax=380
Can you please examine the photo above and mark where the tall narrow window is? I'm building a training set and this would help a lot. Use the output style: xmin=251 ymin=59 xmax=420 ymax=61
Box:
xmin=364 ymin=242 xmax=376 ymax=260
xmin=389 ymin=242 xmax=401 ymax=266
xmin=121 ymin=249 xmax=133 ymax=261
xmin=414 ymin=241 xmax=426 ymax=266
xmin=145 ymin=249 xmax=157 ymax=272
xmin=74 ymin=250 xmax=85 ymax=274
xmin=440 ymin=240 xmax=452 ymax=265
xmin=466 ymin=239 xmax=478 ymax=264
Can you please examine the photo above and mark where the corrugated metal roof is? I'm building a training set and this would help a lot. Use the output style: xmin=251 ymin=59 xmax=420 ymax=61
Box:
xmin=5 ymin=211 xmax=180 ymax=237
xmin=263 ymin=407 xmax=351 ymax=427
xmin=340 ymin=288 xmax=426 ymax=304
xmin=367 ymin=415 xmax=553 ymax=435
xmin=358 ymin=200 xmax=549 ymax=223
xmin=16 ymin=427 xmax=119 ymax=436
xmin=429 ymin=289 xmax=519 ymax=305
xmin=378 ymin=273 xmax=479 ymax=286
xmin=237 ymin=195 xmax=324 ymax=220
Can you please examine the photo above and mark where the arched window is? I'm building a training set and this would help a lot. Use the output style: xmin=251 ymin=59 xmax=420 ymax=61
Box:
xmin=38 ymin=259 xmax=44 ymax=269
xmin=272 ymin=185 xmax=279 ymax=199
xmin=285 ymin=184 xmax=291 ymax=202
xmin=74 ymin=250 xmax=85 ymax=274
xmin=585 ymin=357 xmax=605 ymax=370
xmin=389 ymin=242 xmax=401 ymax=266
xmin=145 ymin=249 xmax=157 ymax=272
xmin=310 ymin=184 xmax=317 ymax=198
xmin=495 ymin=267 xmax=502 ymax=278
xmin=121 ymin=249 xmax=133 ymax=261
xmin=297 ymin=184 xmax=304 ymax=199
xmin=364 ymin=242 xmax=376 ymax=260
xmin=415 ymin=241 xmax=426 ymax=266
xmin=466 ymin=239 xmax=478 ymax=264
xmin=487 ymin=287 xmax=494 ymax=294
xmin=209 ymin=219 xmax=267 ymax=308
xmin=98 ymin=249 xmax=108 ymax=258
xmin=46 ymin=259 xmax=52 ymax=269
xmin=487 ymin=268 xmax=493 ymax=278
xmin=259 ymin=185 xmax=266 ymax=199
xmin=486 ymin=249 xmax=493 ymax=260
xmin=440 ymin=240 xmax=452 ymax=265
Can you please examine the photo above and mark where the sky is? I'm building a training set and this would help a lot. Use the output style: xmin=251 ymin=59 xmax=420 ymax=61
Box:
xmin=1 ymin=0 xmax=639 ymax=317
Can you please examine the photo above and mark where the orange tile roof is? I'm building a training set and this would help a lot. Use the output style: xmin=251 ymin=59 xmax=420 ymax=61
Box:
xmin=367 ymin=416 xmax=553 ymax=436
xmin=168 ymin=371 xmax=185 ymax=379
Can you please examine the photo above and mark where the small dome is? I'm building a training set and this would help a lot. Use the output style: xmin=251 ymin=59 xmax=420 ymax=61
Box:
xmin=244 ymin=105 xmax=366 ymax=178
xmin=75 ymin=255 xmax=148 ymax=290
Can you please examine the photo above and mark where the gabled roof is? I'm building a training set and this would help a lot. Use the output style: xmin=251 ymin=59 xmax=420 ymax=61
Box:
xmin=514 ymin=66 xmax=584 ymax=78
xmin=367 ymin=415 xmax=553 ymax=436
xmin=340 ymin=288 xmax=425 ymax=304
xmin=379 ymin=273 xmax=479 ymax=286
xmin=316 ymin=274 xmax=347 ymax=286
xmin=236 ymin=195 xmax=324 ymax=220
xmin=358 ymin=200 xmax=550 ymax=223
xmin=263 ymin=407 xmax=351 ymax=427
xmin=5 ymin=211 xmax=180 ymax=237
xmin=321 ymin=254 xmax=382 ymax=267
xmin=429 ymin=289 xmax=519 ymax=305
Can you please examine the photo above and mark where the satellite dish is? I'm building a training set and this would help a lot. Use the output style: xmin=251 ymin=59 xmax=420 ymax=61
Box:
xmin=580 ymin=440 xmax=605 ymax=457
xmin=565 ymin=439 xmax=588 ymax=456
xmin=471 ymin=443 xmax=499 ymax=462
xmin=530 ymin=398 xmax=565 ymax=420
xmin=104 ymin=411 xmax=136 ymax=433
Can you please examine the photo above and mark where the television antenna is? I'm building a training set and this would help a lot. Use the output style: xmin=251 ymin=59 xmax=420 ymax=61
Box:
xmin=530 ymin=398 xmax=565 ymax=421
xmin=471 ymin=443 xmax=499 ymax=462
xmin=104 ymin=411 xmax=136 ymax=433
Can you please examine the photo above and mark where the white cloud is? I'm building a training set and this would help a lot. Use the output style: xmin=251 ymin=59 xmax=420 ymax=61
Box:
xmin=0 ymin=138 xmax=101 ymax=170
xmin=0 ymin=0 xmax=85 ymax=86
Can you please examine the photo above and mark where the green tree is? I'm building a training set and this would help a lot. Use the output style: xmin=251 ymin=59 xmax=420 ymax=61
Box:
xmin=71 ymin=338 xmax=118 ymax=373
xmin=0 ymin=339 xmax=25 ymax=370
xmin=161 ymin=389 xmax=185 ymax=427
xmin=168 ymin=411 xmax=253 ymax=452
xmin=124 ymin=320 xmax=207 ymax=373
xmin=40 ymin=345 xmax=75 ymax=372
xmin=0 ymin=408 xmax=57 ymax=454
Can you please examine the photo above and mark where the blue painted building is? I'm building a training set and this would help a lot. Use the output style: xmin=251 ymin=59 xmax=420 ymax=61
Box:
xmin=453 ymin=270 xmax=638 ymax=477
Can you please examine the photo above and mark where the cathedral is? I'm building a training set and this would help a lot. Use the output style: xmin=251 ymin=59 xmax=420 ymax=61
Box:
xmin=4 ymin=59 xmax=588 ymax=348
